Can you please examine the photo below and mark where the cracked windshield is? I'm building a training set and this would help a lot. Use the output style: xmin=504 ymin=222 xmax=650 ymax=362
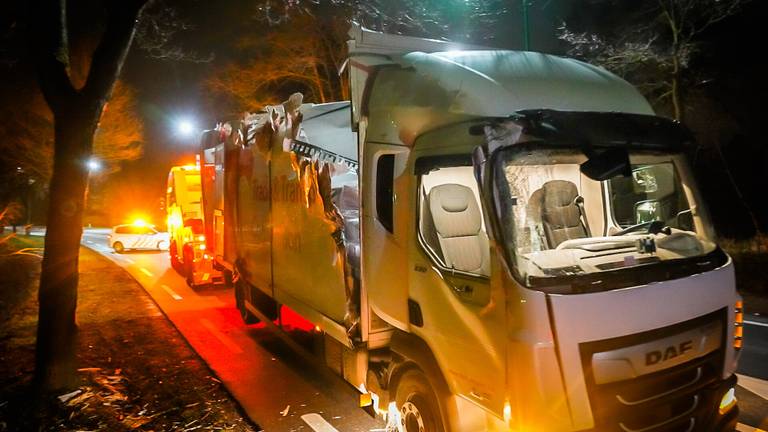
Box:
xmin=499 ymin=150 xmax=717 ymax=285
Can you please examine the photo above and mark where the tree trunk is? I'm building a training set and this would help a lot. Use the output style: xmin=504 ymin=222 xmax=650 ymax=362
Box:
xmin=35 ymin=106 xmax=97 ymax=393
xmin=31 ymin=0 xmax=149 ymax=396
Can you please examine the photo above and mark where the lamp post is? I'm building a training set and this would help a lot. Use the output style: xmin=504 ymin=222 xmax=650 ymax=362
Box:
xmin=521 ymin=0 xmax=530 ymax=51
xmin=85 ymin=158 xmax=101 ymax=226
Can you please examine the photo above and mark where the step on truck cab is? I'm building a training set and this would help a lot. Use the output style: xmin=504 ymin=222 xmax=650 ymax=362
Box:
xmin=218 ymin=25 xmax=741 ymax=432
xmin=166 ymin=164 xmax=220 ymax=287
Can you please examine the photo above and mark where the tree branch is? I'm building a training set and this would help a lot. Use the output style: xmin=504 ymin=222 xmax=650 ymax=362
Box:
xmin=82 ymin=0 xmax=150 ymax=105
xmin=31 ymin=0 xmax=76 ymax=113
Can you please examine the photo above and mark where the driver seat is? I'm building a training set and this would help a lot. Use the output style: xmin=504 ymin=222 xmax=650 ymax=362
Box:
xmin=541 ymin=180 xmax=589 ymax=248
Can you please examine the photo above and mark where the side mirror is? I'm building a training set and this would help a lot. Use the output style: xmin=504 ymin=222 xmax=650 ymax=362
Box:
xmin=634 ymin=200 xmax=661 ymax=224
xmin=580 ymin=148 xmax=631 ymax=181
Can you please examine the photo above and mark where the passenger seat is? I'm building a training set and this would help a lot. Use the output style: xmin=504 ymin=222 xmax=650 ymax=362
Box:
xmin=427 ymin=184 xmax=490 ymax=276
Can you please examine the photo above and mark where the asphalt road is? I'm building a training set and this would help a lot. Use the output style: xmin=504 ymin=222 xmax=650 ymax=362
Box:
xmin=79 ymin=229 xmax=384 ymax=432
xmin=73 ymin=228 xmax=768 ymax=431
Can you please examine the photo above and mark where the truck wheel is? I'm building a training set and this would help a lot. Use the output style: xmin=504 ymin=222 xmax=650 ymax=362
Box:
xmin=113 ymin=242 xmax=124 ymax=253
xmin=183 ymin=247 xmax=195 ymax=287
xmin=395 ymin=369 xmax=445 ymax=432
xmin=169 ymin=241 xmax=181 ymax=271
xmin=223 ymin=269 xmax=234 ymax=287
xmin=235 ymin=277 xmax=259 ymax=325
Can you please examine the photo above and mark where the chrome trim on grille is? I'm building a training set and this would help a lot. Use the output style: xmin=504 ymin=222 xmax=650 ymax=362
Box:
xmin=578 ymin=309 xmax=727 ymax=431
xmin=616 ymin=367 xmax=702 ymax=406
xmin=619 ymin=396 xmax=698 ymax=432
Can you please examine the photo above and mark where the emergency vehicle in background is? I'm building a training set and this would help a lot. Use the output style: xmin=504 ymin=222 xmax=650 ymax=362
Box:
xmin=197 ymin=25 xmax=742 ymax=432
xmin=165 ymin=164 xmax=221 ymax=287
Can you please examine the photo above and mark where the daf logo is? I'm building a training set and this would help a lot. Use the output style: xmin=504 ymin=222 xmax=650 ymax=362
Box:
xmin=645 ymin=340 xmax=694 ymax=366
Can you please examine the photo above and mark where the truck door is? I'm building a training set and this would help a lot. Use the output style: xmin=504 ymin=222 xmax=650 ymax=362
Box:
xmin=361 ymin=143 xmax=411 ymax=331
xmin=410 ymin=156 xmax=508 ymax=420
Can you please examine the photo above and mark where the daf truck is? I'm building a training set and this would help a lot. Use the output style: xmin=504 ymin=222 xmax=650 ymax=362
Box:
xmin=202 ymin=25 xmax=742 ymax=431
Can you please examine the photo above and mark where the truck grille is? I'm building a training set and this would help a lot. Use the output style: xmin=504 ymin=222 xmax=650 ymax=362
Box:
xmin=579 ymin=309 xmax=726 ymax=432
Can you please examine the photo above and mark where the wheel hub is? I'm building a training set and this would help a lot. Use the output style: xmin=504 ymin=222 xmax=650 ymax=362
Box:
xmin=400 ymin=401 xmax=425 ymax=432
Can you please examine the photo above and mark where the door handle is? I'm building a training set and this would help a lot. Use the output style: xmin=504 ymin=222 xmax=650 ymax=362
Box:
xmin=452 ymin=284 xmax=474 ymax=295
xmin=470 ymin=390 xmax=490 ymax=401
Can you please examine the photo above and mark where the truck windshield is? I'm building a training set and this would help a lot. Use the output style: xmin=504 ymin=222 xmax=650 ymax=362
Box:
xmin=491 ymin=146 xmax=724 ymax=293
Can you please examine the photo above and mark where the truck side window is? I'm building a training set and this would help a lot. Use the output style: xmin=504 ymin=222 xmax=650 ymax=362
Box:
xmin=376 ymin=154 xmax=395 ymax=232
xmin=418 ymin=167 xmax=490 ymax=277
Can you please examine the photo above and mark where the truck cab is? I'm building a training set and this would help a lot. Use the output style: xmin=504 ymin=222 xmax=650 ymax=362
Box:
xmin=218 ymin=25 xmax=741 ymax=432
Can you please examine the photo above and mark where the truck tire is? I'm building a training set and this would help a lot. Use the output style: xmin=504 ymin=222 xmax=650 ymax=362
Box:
xmin=395 ymin=369 xmax=446 ymax=432
xmin=169 ymin=241 xmax=181 ymax=271
xmin=235 ymin=277 xmax=259 ymax=325
xmin=113 ymin=242 xmax=124 ymax=253
xmin=183 ymin=247 xmax=195 ymax=287
xmin=223 ymin=269 xmax=234 ymax=287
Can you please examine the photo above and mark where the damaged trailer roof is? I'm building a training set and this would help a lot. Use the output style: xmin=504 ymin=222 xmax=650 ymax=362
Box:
xmin=297 ymin=102 xmax=357 ymax=163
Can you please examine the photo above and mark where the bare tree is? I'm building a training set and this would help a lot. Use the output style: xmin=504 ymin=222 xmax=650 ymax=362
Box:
xmin=31 ymin=0 xmax=151 ymax=395
xmin=206 ymin=13 xmax=347 ymax=111
xmin=559 ymin=0 xmax=749 ymax=121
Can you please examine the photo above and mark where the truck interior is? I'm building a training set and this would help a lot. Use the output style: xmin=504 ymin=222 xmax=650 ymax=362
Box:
xmin=494 ymin=148 xmax=724 ymax=292
xmin=418 ymin=166 xmax=491 ymax=277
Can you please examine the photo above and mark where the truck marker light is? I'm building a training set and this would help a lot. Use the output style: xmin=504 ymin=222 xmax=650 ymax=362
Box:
xmin=718 ymin=387 xmax=736 ymax=415
xmin=358 ymin=383 xmax=398 ymax=426
xmin=735 ymin=301 xmax=744 ymax=349
xmin=359 ymin=392 xmax=373 ymax=407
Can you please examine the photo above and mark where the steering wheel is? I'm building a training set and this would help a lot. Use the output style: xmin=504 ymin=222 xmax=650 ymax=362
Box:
xmin=614 ymin=220 xmax=671 ymax=236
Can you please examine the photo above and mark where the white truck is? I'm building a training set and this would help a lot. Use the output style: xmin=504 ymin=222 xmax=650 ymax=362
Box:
xmin=202 ymin=26 xmax=742 ymax=432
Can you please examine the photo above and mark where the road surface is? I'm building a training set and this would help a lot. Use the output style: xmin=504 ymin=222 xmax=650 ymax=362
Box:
xmin=79 ymin=228 xmax=384 ymax=432
xmin=73 ymin=228 xmax=767 ymax=431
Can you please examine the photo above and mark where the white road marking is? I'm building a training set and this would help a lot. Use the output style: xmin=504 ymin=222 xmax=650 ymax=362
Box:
xmin=199 ymin=318 xmax=243 ymax=354
xmin=737 ymin=424 xmax=766 ymax=432
xmin=738 ymin=374 xmax=768 ymax=400
xmin=161 ymin=284 xmax=183 ymax=301
xmin=744 ymin=319 xmax=768 ymax=328
xmin=139 ymin=268 xmax=153 ymax=277
xmin=86 ymin=240 xmax=93 ymax=244
xmin=301 ymin=413 xmax=340 ymax=432
xmin=124 ymin=258 xmax=135 ymax=264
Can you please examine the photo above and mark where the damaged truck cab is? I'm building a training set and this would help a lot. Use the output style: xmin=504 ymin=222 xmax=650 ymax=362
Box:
xmin=221 ymin=25 xmax=741 ymax=431
xmin=349 ymin=26 xmax=741 ymax=431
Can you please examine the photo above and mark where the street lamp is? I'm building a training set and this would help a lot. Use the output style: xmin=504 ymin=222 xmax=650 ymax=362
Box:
xmin=177 ymin=119 xmax=196 ymax=137
xmin=87 ymin=158 xmax=102 ymax=172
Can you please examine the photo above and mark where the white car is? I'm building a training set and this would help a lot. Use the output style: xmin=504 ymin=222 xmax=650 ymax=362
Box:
xmin=108 ymin=224 xmax=170 ymax=253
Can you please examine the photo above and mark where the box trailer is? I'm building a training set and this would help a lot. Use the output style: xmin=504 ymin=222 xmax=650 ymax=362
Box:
xmin=202 ymin=25 xmax=742 ymax=431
